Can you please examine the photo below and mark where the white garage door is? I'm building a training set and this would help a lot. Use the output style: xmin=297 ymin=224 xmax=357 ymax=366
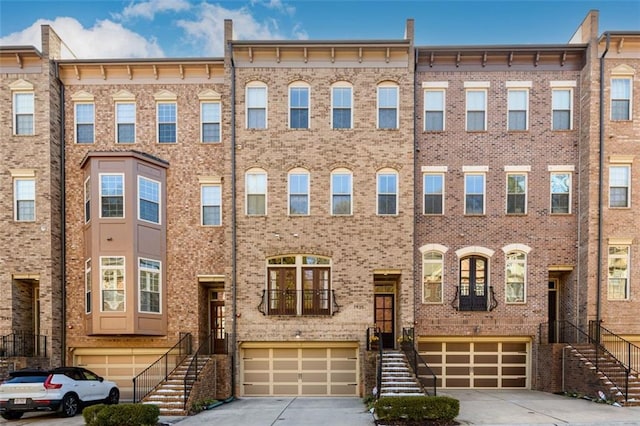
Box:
xmin=419 ymin=339 xmax=530 ymax=388
xmin=241 ymin=343 xmax=358 ymax=396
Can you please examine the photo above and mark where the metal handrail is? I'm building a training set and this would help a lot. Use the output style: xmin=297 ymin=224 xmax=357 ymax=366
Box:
xmin=0 ymin=333 xmax=48 ymax=358
xmin=132 ymin=332 xmax=192 ymax=403
xmin=401 ymin=327 xmax=437 ymax=396
xmin=183 ymin=333 xmax=218 ymax=409
xmin=589 ymin=320 xmax=640 ymax=377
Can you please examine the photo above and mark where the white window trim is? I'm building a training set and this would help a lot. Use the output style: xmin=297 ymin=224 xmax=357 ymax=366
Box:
xmin=99 ymin=173 xmax=125 ymax=219
xmin=610 ymin=77 xmax=633 ymax=121
xmin=376 ymin=168 xmax=399 ymax=216
xmin=609 ymin=164 xmax=631 ymax=208
xmin=507 ymin=88 xmax=529 ymax=131
xmin=551 ymin=87 xmax=574 ymax=131
xmin=465 ymin=89 xmax=487 ymax=131
xmin=156 ymin=101 xmax=177 ymax=143
xmin=246 ymin=82 xmax=268 ymax=129
xmin=99 ymin=256 xmax=126 ymax=313
xmin=331 ymin=82 xmax=353 ymax=130
xmin=137 ymin=176 xmax=161 ymax=224
xmin=138 ymin=257 xmax=162 ymax=314
xmin=422 ymin=250 xmax=444 ymax=304
xmin=288 ymin=82 xmax=311 ymax=129
xmin=115 ymin=101 xmax=136 ymax=143
xmin=423 ymin=172 xmax=445 ymax=215
xmin=84 ymin=176 xmax=91 ymax=223
xmin=464 ymin=172 xmax=486 ymax=215
xmin=377 ymin=83 xmax=399 ymax=129
xmin=424 ymin=89 xmax=446 ymax=131
xmin=506 ymin=172 xmax=528 ymax=215
xmin=12 ymin=91 xmax=35 ymax=136
xmin=505 ymin=251 xmax=527 ymax=304
xmin=200 ymin=101 xmax=221 ymax=143
xmin=201 ymin=184 xmax=222 ymax=226
xmin=549 ymin=170 xmax=572 ymax=214
xmin=74 ymin=102 xmax=95 ymax=143
xmin=13 ymin=177 xmax=36 ymax=222
xmin=245 ymin=169 xmax=268 ymax=216
xmin=85 ymin=259 xmax=92 ymax=314
xmin=330 ymin=168 xmax=353 ymax=216
xmin=608 ymin=245 xmax=630 ymax=301
xmin=288 ymin=168 xmax=310 ymax=216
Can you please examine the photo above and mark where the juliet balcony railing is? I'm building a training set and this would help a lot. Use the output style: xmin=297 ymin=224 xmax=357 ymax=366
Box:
xmin=258 ymin=289 xmax=340 ymax=316
xmin=0 ymin=333 xmax=48 ymax=358
xmin=450 ymin=286 xmax=498 ymax=312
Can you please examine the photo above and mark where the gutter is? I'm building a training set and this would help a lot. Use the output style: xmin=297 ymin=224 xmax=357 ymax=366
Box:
xmin=596 ymin=33 xmax=610 ymax=324
xmin=229 ymin=44 xmax=238 ymax=397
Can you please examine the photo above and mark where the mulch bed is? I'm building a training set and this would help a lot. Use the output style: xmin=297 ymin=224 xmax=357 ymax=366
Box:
xmin=375 ymin=420 xmax=459 ymax=426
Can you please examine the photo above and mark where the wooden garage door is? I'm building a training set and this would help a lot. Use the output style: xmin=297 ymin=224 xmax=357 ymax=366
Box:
xmin=242 ymin=345 xmax=358 ymax=396
xmin=419 ymin=339 xmax=529 ymax=388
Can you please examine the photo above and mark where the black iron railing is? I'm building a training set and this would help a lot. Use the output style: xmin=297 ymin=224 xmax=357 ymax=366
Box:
xmin=132 ymin=332 xmax=192 ymax=403
xmin=401 ymin=327 xmax=437 ymax=396
xmin=258 ymin=290 xmax=339 ymax=316
xmin=183 ymin=333 xmax=219 ymax=409
xmin=0 ymin=333 xmax=48 ymax=358
xmin=589 ymin=320 xmax=640 ymax=377
xmin=366 ymin=327 xmax=383 ymax=399
xmin=450 ymin=286 xmax=498 ymax=312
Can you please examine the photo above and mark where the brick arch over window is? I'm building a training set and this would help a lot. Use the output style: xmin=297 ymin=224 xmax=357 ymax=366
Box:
xmin=501 ymin=243 xmax=532 ymax=254
xmin=419 ymin=243 xmax=449 ymax=254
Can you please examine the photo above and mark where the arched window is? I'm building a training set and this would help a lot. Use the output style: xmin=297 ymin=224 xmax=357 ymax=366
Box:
xmin=377 ymin=81 xmax=399 ymax=129
xmin=289 ymin=81 xmax=310 ymax=129
xmin=288 ymin=168 xmax=310 ymax=215
xmin=459 ymin=255 xmax=488 ymax=311
xmin=246 ymin=168 xmax=267 ymax=215
xmin=505 ymin=251 xmax=526 ymax=303
xmin=423 ymin=251 xmax=444 ymax=303
xmin=331 ymin=168 xmax=352 ymax=215
xmin=377 ymin=168 xmax=399 ymax=215
xmin=246 ymin=81 xmax=267 ymax=129
xmin=331 ymin=81 xmax=353 ymax=129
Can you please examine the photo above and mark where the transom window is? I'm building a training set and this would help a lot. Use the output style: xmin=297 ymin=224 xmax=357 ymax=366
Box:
xmin=506 ymin=173 xmax=527 ymax=214
xmin=611 ymin=78 xmax=631 ymax=121
xmin=116 ymin=102 xmax=136 ymax=143
xmin=201 ymin=102 xmax=221 ymax=142
xmin=377 ymin=170 xmax=398 ymax=215
xmin=13 ymin=92 xmax=34 ymax=135
xmin=550 ymin=172 xmax=571 ymax=214
xmin=423 ymin=251 xmax=443 ymax=303
xmin=608 ymin=245 xmax=629 ymax=300
xmin=100 ymin=174 xmax=124 ymax=218
xmin=552 ymin=89 xmax=572 ymax=130
xmin=266 ymin=255 xmax=332 ymax=316
xmin=138 ymin=177 xmax=160 ymax=224
xmin=202 ymin=184 xmax=222 ymax=226
xmin=331 ymin=169 xmax=352 ymax=215
xmin=424 ymin=173 xmax=444 ymax=215
xmin=464 ymin=174 xmax=485 ymax=215
xmin=288 ymin=169 xmax=310 ymax=215
xmin=246 ymin=83 xmax=267 ymax=129
xmin=289 ymin=84 xmax=310 ymax=129
xmin=609 ymin=165 xmax=630 ymax=208
xmin=424 ymin=90 xmax=445 ymax=131
xmin=466 ymin=90 xmax=486 ymax=131
xmin=508 ymin=89 xmax=528 ymax=131
xmin=75 ymin=103 xmax=95 ymax=143
xmin=101 ymin=256 xmax=125 ymax=312
xmin=139 ymin=258 xmax=161 ymax=313
xmin=246 ymin=169 xmax=267 ymax=215
xmin=505 ymin=251 xmax=526 ymax=303
xmin=332 ymin=84 xmax=352 ymax=129
xmin=378 ymin=84 xmax=399 ymax=129
xmin=14 ymin=178 xmax=35 ymax=221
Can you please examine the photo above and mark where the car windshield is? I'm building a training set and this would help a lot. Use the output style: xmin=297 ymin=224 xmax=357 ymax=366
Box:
xmin=4 ymin=375 xmax=48 ymax=384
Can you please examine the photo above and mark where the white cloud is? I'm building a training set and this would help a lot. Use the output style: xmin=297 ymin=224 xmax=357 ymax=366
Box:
xmin=0 ymin=17 xmax=164 ymax=59
xmin=116 ymin=0 xmax=191 ymax=20
xmin=251 ymin=0 xmax=296 ymax=16
xmin=292 ymin=23 xmax=308 ymax=40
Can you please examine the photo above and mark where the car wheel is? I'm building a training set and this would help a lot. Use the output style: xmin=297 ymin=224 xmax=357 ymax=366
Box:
xmin=59 ymin=393 xmax=80 ymax=417
xmin=106 ymin=387 xmax=120 ymax=404
xmin=1 ymin=411 xmax=24 ymax=420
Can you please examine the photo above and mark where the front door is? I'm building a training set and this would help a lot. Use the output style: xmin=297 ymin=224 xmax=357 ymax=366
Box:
xmin=209 ymin=289 xmax=226 ymax=354
xmin=374 ymin=294 xmax=394 ymax=349
xmin=459 ymin=256 xmax=487 ymax=311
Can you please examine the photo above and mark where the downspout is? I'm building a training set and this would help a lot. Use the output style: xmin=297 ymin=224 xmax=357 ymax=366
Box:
xmin=596 ymin=33 xmax=610 ymax=324
xmin=412 ymin=47 xmax=418 ymax=330
xmin=229 ymin=44 xmax=238 ymax=397
xmin=55 ymin=62 xmax=67 ymax=366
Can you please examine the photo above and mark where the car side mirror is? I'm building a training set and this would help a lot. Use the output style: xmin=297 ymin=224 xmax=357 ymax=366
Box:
xmin=98 ymin=377 xmax=104 ymax=382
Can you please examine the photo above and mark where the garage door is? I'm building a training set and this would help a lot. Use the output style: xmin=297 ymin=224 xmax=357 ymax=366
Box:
xmin=418 ymin=338 xmax=529 ymax=388
xmin=241 ymin=343 xmax=358 ymax=396
xmin=74 ymin=348 xmax=168 ymax=401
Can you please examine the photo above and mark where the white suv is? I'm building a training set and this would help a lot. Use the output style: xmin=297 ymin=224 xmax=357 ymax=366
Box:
xmin=0 ymin=367 xmax=119 ymax=420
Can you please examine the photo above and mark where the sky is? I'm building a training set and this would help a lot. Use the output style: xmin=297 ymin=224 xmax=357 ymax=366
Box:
xmin=0 ymin=0 xmax=638 ymax=59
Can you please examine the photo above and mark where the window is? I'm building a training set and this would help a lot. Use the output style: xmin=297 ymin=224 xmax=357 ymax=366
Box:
xmin=75 ymin=103 xmax=95 ymax=143
xmin=424 ymin=90 xmax=445 ymax=131
xmin=246 ymin=170 xmax=267 ymax=215
xmin=611 ymin=78 xmax=632 ymax=120
xmin=139 ymin=258 xmax=161 ymax=313
xmin=331 ymin=170 xmax=352 ymax=215
xmin=465 ymin=174 xmax=485 ymax=215
xmin=608 ymin=245 xmax=629 ymax=300
xmin=506 ymin=173 xmax=527 ymax=214
xmin=266 ymin=255 xmax=332 ymax=316
xmin=459 ymin=255 xmax=488 ymax=311
xmin=378 ymin=84 xmax=399 ymax=129
xmin=116 ymin=103 xmax=135 ymax=143
xmin=550 ymin=172 xmax=571 ymax=214
xmin=466 ymin=90 xmax=486 ymax=131
xmin=289 ymin=84 xmax=309 ymax=129
xmin=332 ymin=84 xmax=352 ymax=129
xmin=423 ymin=173 xmax=444 ymax=215
xmin=201 ymin=102 xmax=221 ymax=142
xmin=85 ymin=259 xmax=91 ymax=314
xmin=508 ymin=89 xmax=528 ymax=130
xmin=246 ymin=83 xmax=267 ymax=129
xmin=13 ymin=92 xmax=34 ymax=135
xmin=288 ymin=169 xmax=309 ymax=215
xmin=100 ymin=257 xmax=125 ymax=312
xmin=552 ymin=89 xmax=572 ymax=130
xmin=14 ymin=178 xmax=35 ymax=221
xmin=138 ymin=177 xmax=160 ymax=224
xmin=157 ymin=102 xmax=176 ymax=143
xmin=202 ymin=185 xmax=221 ymax=226
xmin=423 ymin=251 xmax=443 ymax=303
xmin=100 ymin=174 xmax=124 ymax=218
xmin=84 ymin=177 xmax=91 ymax=223
xmin=609 ymin=165 xmax=630 ymax=208
xmin=505 ymin=251 xmax=526 ymax=303
xmin=377 ymin=170 xmax=398 ymax=215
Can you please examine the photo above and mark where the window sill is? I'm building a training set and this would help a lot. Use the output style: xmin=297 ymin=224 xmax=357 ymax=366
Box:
xmin=506 ymin=213 xmax=527 ymax=216
xmin=507 ymin=130 xmax=529 ymax=133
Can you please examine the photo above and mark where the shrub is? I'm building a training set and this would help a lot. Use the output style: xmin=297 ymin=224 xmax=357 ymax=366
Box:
xmin=83 ymin=403 xmax=160 ymax=426
xmin=374 ymin=395 xmax=459 ymax=421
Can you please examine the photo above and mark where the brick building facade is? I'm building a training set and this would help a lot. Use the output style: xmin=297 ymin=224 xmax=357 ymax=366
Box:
xmin=0 ymin=10 xmax=638 ymax=399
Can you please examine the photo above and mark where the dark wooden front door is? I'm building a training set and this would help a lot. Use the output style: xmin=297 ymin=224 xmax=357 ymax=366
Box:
xmin=210 ymin=289 xmax=226 ymax=354
xmin=459 ymin=256 xmax=487 ymax=311
xmin=374 ymin=294 xmax=394 ymax=349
